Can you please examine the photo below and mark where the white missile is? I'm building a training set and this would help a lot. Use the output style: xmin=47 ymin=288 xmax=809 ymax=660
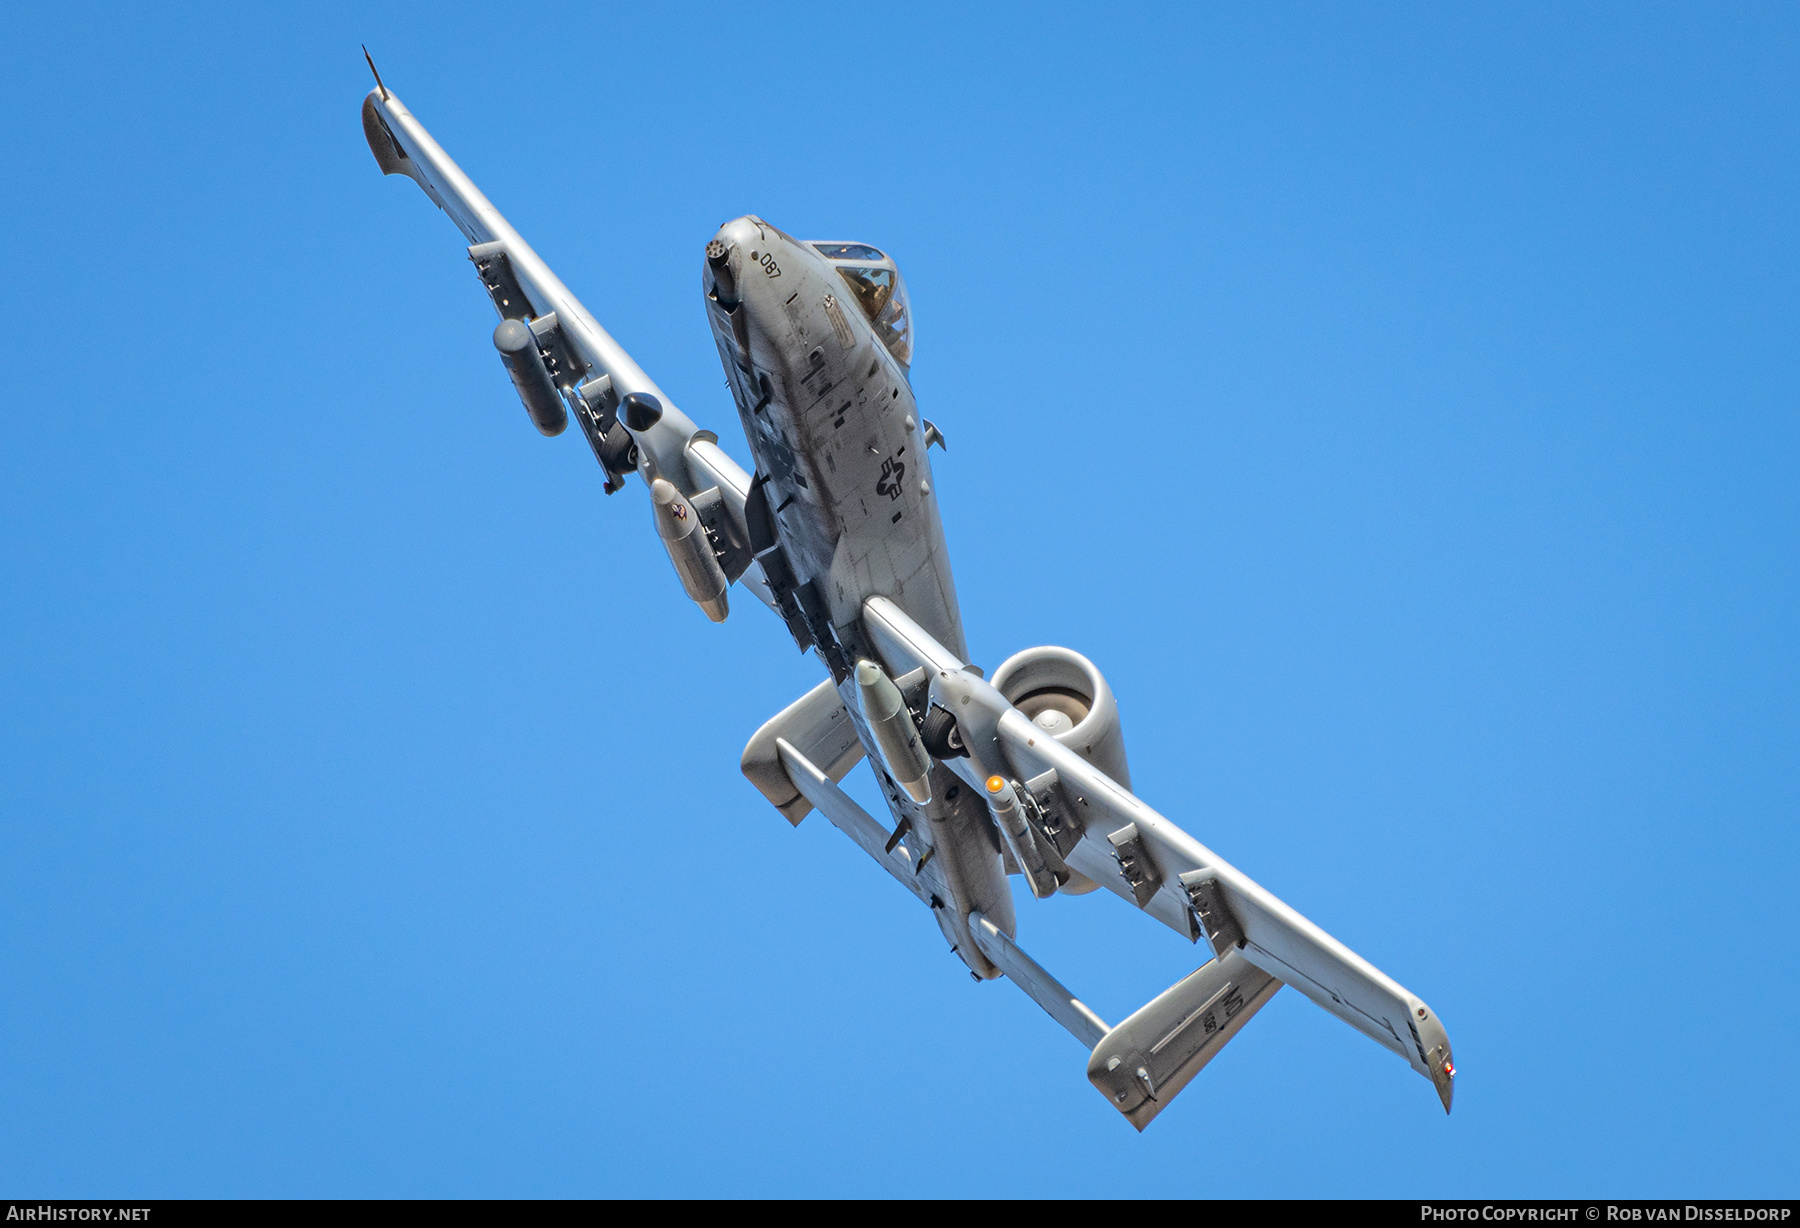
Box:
xmin=650 ymin=477 xmax=729 ymax=622
xmin=855 ymin=658 xmax=932 ymax=804
xmin=984 ymin=775 xmax=1058 ymax=899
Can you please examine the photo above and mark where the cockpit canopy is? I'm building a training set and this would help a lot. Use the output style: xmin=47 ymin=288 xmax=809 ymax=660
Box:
xmin=809 ymin=242 xmax=913 ymax=368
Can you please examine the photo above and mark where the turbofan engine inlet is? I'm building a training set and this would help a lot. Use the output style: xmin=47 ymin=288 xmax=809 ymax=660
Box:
xmin=989 ymin=646 xmax=1131 ymax=789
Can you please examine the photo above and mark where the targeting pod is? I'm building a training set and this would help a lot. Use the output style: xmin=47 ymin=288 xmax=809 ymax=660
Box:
xmin=492 ymin=318 xmax=568 ymax=437
xmin=984 ymin=776 xmax=1058 ymax=899
xmin=855 ymin=659 xmax=932 ymax=804
xmin=650 ymin=478 xmax=729 ymax=623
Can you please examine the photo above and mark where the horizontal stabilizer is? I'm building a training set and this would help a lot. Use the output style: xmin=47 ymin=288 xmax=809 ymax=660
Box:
xmin=1087 ymin=948 xmax=1281 ymax=1131
xmin=743 ymin=681 xmax=866 ymax=824
xmin=967 ymin=912 xmax=1110 ymax=1049
xmin=774 ymin=738 xmax=946 ymax=906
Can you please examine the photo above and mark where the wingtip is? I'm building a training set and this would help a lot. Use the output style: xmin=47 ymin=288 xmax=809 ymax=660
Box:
xmin=1427 ymin=1043 xmax=1455 ymax=1114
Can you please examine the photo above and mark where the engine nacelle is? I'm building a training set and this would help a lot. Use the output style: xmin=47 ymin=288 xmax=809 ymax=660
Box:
xmin=989 ymin=646 xmax=1131 ymax=790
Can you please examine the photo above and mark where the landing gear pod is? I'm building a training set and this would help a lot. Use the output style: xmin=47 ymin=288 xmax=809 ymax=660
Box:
xmin=622 ymin=391 xmax=664 ymax=433
xmin=492 ymin=318 xmax=567 ymax=437
xmin=649 ymin=478 xmax=729 ymax=623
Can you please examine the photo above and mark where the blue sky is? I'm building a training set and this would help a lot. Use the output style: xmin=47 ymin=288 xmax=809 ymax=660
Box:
xmin=2 ymin=1 xmax=1795 ymax=1198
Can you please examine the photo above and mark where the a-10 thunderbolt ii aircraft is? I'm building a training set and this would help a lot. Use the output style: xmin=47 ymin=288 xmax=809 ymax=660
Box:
xmin=360 ymin=61 xmax=1455 ymax=1129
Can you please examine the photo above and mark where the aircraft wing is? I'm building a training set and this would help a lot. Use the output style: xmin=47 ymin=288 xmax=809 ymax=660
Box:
xmin=360 ymin=78 xmax=775 ymax=611
xmin=996 ymin=710 xmax=1455 ymax=1095
xmin=861 ymin=596 xmax=1457 ymax=1113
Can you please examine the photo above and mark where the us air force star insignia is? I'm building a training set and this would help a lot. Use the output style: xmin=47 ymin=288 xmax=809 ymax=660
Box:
xmin=876 ymin=457 xmax=905 ymax=500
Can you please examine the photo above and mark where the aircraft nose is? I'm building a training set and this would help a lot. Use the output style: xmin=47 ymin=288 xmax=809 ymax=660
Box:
xmin=713 ymin=216 xmax=761 ymax=245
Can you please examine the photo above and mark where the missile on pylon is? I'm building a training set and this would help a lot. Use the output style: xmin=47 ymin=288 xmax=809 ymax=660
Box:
xmin=984 ymin=775 xmax=1058 ymax=899
xmin=649 ymin=477 xmax=729 ymax=622
xmin=855 ymin=659 xmax=932 ymax=804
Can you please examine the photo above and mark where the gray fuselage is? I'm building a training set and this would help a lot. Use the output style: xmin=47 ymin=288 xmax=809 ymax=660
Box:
xmin=703 ymin=217 xmax=1016 ymax=973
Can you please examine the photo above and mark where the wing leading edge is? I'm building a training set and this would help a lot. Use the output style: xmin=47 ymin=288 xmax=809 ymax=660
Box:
xmin=360 ymin=80 xmax=776 ymax=612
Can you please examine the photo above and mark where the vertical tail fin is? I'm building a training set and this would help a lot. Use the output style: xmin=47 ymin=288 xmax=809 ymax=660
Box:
xmin=1085 ymin=949 xmax=1282 ymax=1131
